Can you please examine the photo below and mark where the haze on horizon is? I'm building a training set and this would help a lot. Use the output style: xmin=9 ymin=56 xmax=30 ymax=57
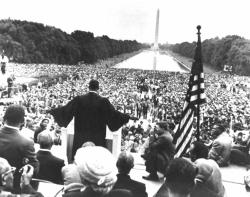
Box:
xmin=0 ymin=0 xmax=249 ymax=44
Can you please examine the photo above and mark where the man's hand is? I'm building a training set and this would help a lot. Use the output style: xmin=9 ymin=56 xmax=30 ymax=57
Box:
xmin=20 ymin=164 xmax=34 ymax=187
xmin=129 ymin=116 xmax=139 ymax=121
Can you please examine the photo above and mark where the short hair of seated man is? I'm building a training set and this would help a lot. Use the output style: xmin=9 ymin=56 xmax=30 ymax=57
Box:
xmin=116 ymin=152 xmax=134 ymax=175
xmin=3 ymin=105 xmax=25 ymax=126
xmin=165 ymin=158 xmax=197 ymax=197
xmin=37 ymin=132 xmax=54 ymax=149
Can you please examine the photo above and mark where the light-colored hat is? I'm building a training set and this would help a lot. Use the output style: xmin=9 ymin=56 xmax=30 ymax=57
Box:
xmin=74 ymin=146 xmax=117 ymax=193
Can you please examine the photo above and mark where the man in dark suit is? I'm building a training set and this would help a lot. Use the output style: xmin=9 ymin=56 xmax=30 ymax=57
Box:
xmin=0 ymin=105 xmax=39 ymax=191
xmin=142 ymin=122 xmax=175 ymax=181
xmin=49 ymin=79 xmax=137 ymax=159
xmin=36 ymin=131 xmax=65 ymax=184
xmin=114 ymin=152 xmax=148 ymax=197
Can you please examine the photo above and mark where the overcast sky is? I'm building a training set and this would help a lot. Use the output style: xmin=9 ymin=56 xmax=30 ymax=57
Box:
xmin=0 ymin=0 xmax=249 ymax=44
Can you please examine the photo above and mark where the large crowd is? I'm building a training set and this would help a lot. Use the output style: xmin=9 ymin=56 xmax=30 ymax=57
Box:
xmin=0 ymin=61 xmax=250 ymax=196
xmin=1 ymin=62 xmax=250 ymax=154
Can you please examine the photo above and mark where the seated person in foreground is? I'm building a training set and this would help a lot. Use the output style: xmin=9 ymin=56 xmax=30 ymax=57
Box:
xmin=0 ymin=105 xmax=39 ymax=191
xmin=61 ymin=141 xmax=95 ymax=192
xmin=208 ymin=124 xmax=232 ymax=167
xmin=63 ymin=146 xmax=132 ymax=197
xmin=154 ymin=141 xmax=226 ymax=197
xmin=189 ymin=141 xmax=226 ymax=197
xmin=154 ymin=158 xmax=197 ymax=197
xmin=142 ymin=122 xmax=175 ymax=181
xmin=114 ymin=152 xmax=148 ymax=197
xmin=36 ymin=131 xmax=65 ymax=184
xmin=0 ymin=157 xmax=43 ymax=196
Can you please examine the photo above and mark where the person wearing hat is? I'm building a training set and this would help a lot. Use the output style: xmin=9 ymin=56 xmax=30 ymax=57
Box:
xmin=63 ymin=146 xmax=132 ymax=197
xmin=61 ymin=141 xmax=95 ymax=187
xmin=35 ymin=131 xmax=65 ymax=184
xmin=142 ymin=121 xmax=175 ymax=181
xmin=48 ymin=79 xmax=138 ymax=161
xmin=0 ymin=104 xmax=39 ymax=191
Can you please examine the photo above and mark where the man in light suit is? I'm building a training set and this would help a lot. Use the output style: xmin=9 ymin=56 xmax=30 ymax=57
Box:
xmin=0 ymin=105 xmax=39 ymax=191
xmin=208 ymin=124 xmax=232 ymax=167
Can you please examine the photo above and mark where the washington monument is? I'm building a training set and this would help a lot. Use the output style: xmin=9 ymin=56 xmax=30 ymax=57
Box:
xmin=153 ymin=9 xmax=159 ymax=72
xmin=153 ymin=9 xmax=160 ymax=50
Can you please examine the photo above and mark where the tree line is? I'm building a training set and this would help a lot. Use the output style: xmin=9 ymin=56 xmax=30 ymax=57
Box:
xmin=0 ymin=19 xmax=149 ymax=64
xmin=162 ymin=35 xmax=250 ymax=75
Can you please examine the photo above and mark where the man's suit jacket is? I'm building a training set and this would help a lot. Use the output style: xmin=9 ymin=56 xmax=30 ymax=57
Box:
xmin=36 ymin=150 xmax=65 ymax=184
xmin=208 ymin=132 xmax=232 ymax=166
xmin=50 ymin=92 xmax=130 ymax=157
xmin=0 ymin=126 xmax=39 ymax=171
xmin=114 ymin=174 xmax=148 ymax=197
xmin=147 ymin=132 xmax=175 ymax=173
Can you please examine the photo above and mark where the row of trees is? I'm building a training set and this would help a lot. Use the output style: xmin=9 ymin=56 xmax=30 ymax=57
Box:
xmin=162 ymin=35 xmax=250 ymax=75
xmin=0 ymin=19 xmax=148 ymax=64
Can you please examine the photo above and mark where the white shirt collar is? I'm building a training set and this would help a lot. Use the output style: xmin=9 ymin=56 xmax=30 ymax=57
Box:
xmin=89 ymin=90 xmax=98 ymax=94
xmin=39 ymin=149 xmax=51 ymax=152
xmin=5 ymin=124 xmax=20 ymax=131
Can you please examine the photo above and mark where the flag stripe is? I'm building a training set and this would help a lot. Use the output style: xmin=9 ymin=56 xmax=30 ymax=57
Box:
xmin=175 ymin=111 xmax=194 ymax=151
xmin=173 ymin=107 xmax=193 ymax=143
xmin=175 ymin=131 xmax=193 ymax=158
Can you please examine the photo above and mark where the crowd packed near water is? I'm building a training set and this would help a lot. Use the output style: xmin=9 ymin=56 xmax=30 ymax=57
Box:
xmin=0 ymin=61 xmax=250 ymax=196
xmin=1 ymin=63 xmax=250 ymax=156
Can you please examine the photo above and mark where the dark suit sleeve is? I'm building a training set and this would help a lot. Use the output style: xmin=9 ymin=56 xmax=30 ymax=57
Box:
xmin=49 ymin=96 xmax=79 ymax=127
xmin=103 ymin=98 xmax=130 ymax=131
xmin=153 ymin=182 xmax=169 ymax=197
xmin=24 ymin=140 xmax=40 ymax=175
xmin=140 ymin=184 xmax=148 ymax=197
xmin=58 ymin=160 xmax=65 ymax=184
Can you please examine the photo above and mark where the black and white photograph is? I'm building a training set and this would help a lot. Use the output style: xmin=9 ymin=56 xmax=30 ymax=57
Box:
xmin=0 ymin=0 xmax=250 ymax=196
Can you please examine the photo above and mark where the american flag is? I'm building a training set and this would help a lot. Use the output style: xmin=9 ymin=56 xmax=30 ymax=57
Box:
xmin=173 ymin=26 xmax=206 ymax=158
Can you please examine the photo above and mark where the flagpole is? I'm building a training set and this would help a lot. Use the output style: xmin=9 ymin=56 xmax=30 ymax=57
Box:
xmin=196 ymin=25 xmax=201 ymax=141
xmin=173 ymin=25 xmax=205 ymax=157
